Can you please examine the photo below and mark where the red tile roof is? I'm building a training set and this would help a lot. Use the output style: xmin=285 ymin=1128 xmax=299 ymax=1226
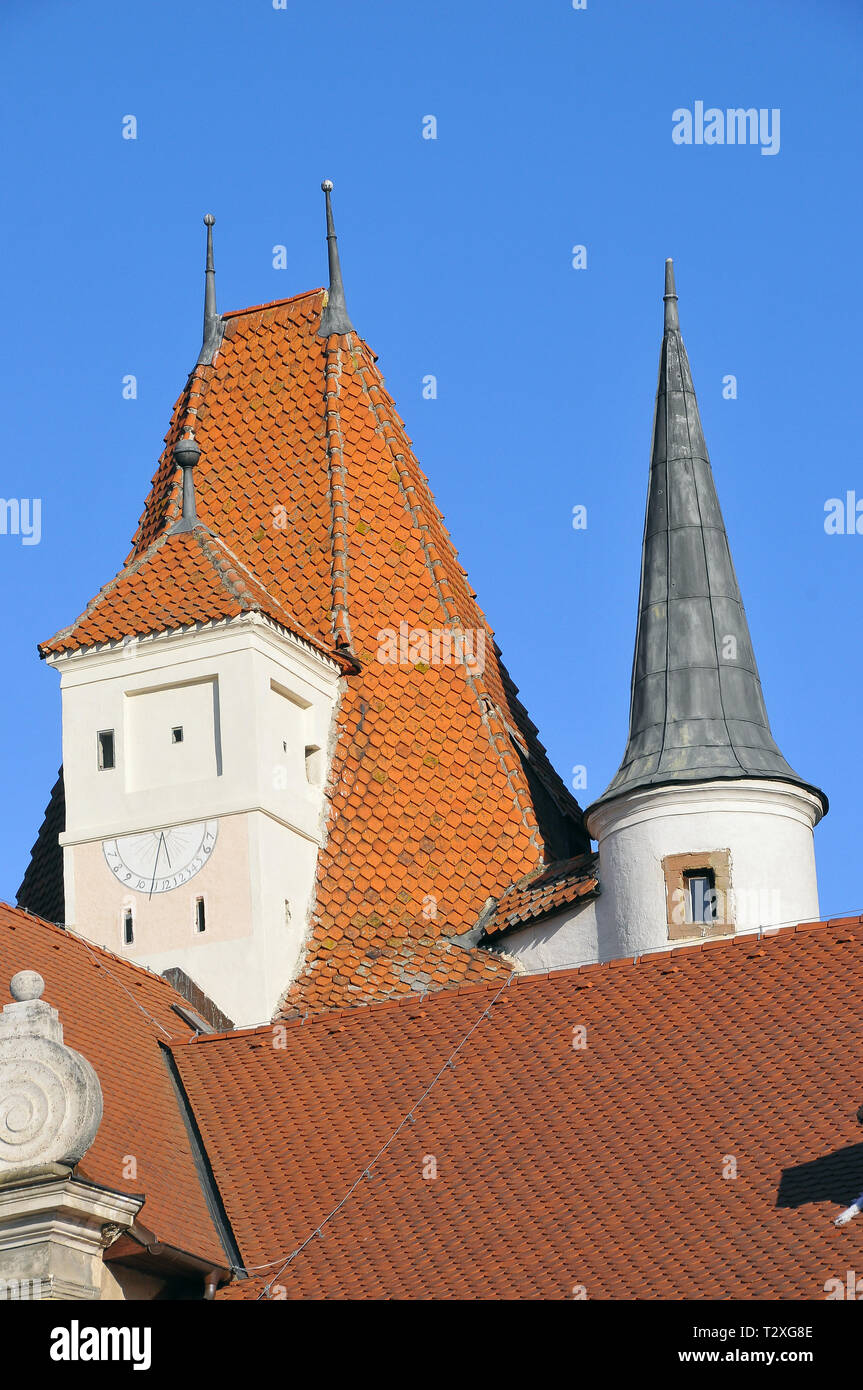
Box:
xmin=171 ymin=917 xmax=863 ymax=1300
xmin=41 ymin=525 xmax=344 ymax=667
xmin=36 ymin=291 xmax=587 ymax=1013
xmin=479 ymin=852 xmax=599 ymax=938
xmin=0 ymin=903 xmax=225 ymax=1269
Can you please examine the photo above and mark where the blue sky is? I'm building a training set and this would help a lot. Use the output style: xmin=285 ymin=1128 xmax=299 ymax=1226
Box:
xmin=1 ymin=0 xmax=860 ymax=916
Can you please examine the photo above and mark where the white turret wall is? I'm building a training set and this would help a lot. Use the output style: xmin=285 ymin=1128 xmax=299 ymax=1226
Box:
xmin=587 ymin=779 xmax=822 ymax=961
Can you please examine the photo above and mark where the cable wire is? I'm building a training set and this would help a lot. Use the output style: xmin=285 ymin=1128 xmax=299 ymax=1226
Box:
xmin=245 ymin=968 xmax=517 ymax=1297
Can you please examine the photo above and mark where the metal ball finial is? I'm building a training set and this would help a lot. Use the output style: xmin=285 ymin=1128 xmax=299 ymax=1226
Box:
xmin=203 ymin=213 xmax=215 ymax=227
xmin=321 ymin=180 xmax=333 ymax=193
xmin=174 ymin=430 xmax=201 ymax=469
xmin=10 ymin=970 xmax=45 ymax=1002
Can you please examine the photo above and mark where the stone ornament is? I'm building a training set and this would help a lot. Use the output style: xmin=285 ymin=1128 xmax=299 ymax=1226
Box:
xmin=0 ymin=972 xmax=103 ymax=1183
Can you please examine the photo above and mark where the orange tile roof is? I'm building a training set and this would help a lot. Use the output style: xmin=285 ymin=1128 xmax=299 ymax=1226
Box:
xmin=171 ymin=916 xmax=863 ymax=1300
xmin=41 ymin=523 xmax=344 ymax=666
xmin=37 ymin=291 xmax=588 ymax=1012
xmin=479 ymin=852 xmax=599 ymax=938
xmin=0 ymin=903 xmax=225 ymax=1269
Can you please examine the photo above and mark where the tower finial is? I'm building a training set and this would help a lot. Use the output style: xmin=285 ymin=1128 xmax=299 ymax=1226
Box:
xmin=317 ymin=181 xmax=354 ymax=337
xmin=170 ymin=429 xmax=203 ymax=533
xmin=197 ymin=214 xmax=223 ymax=365
xmin=663 ymin=257 xmax=680 ymax=333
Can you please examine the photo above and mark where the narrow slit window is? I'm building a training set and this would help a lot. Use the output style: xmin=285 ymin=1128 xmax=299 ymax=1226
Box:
xmin=305 ymin=745 xmax=321 ymax=785
xmin=195 ymin=897 xmax=206 ymax=933
xmin=172 ymin=726 xmax=184 ymax=744
xmin=123 ymin=907 xmax=134 ymax=945
xmin=97 ymin=729 xmax=115 ymax=770
xmin=685 ymin=869 xmax=716 ymax=924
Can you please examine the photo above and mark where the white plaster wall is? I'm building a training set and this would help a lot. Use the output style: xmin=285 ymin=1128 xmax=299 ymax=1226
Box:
xmin=125 ymin=677 xmax=220 ymax=792
xmin=495 ymin=898 xmax=600 ymax=973
xmin=51 ymin=614 xmax=342 ymax=1027
xmin=587 ymin=779 xmax=822 ymax=961
xmin=67 ymin=812 xmax=252 ymax=956
xmin=136 ymin=809 xmax=319 ymax=1027
xmin=53 ymin=614 xmax=340 ymax=845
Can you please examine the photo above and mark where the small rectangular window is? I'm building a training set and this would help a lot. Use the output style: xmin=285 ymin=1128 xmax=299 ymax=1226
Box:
xmin=97 ymin=730 xmax=115 ymax=770
xmin=123 ymin=907 xmax=134 ymax=945
xmin=172 ymin=726 xmax=184 ymax=744
xmin=195 ymin=897 xmax=206 ymax=933
xmin=685 ymin=869 xmax=716 ymax=924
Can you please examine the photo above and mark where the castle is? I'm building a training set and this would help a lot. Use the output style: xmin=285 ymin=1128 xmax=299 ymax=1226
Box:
xmin=1 ymin=186 xmax=852 ymax=1303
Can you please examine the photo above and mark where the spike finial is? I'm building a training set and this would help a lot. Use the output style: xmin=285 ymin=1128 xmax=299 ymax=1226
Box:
xmin=197 ymin=214 xmax=223 ymax=366
xmin=663 ymin=258 xmax=680 ymax=333
xmin=317 ymin=181 xmax=354 ymax=337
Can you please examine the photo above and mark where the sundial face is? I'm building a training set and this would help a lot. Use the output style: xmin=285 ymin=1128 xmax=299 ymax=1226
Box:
xmin=103 ymin=821 xmax=218 ymax=895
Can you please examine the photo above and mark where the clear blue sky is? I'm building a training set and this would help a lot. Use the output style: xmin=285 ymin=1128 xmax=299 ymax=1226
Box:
xmin=1 ymin=0 xmax=860 ymax=917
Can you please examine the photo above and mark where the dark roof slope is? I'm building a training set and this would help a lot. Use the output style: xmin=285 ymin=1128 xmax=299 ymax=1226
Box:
xmin=17 ymin=769 xmax=65 ymax=924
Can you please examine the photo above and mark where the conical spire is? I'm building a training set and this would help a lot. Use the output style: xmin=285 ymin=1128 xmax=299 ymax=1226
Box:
xmin=317 ymin=181 xmax=354 ymax=337
xmin=196 ymin=214 xmax=223 ymax=366
xmin=588 ymin=261 xmax=826 ymax=816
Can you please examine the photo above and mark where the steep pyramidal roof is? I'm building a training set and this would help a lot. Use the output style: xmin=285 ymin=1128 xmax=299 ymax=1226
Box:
xmin=589 ymin=261 xmax=826 ymax=816
xmin=32 ymin=195 xmax=587 ymax=1013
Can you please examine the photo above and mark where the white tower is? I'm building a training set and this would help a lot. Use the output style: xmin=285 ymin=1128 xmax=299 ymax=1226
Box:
xmin=50 ymin=591 xmax=342 ymax=1030
xmin=40 ymin=217 xmax=350 ymax=1029
xmin=584 ymin=262 xmax=826 ymax=959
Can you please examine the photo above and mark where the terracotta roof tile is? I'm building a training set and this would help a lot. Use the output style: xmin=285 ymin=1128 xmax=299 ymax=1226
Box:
xmin=40 ymin=525 xmax=342 ymax=665
xmin=169 ymin=917 xmax=863 ymax=1299
xmin=34 ymin=293 xmax=588 ymax=1011
xmin=0 ymin=903 xmax=225 ymax=1267
xmin=480 ymin=852 xmax=599 ymax=937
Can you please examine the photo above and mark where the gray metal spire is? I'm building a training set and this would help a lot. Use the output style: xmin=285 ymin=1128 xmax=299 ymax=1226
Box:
xmin=588 ymin=260 xmax=826 ymax=815
xmin=196 ymin=214 xmax=223 ymax=366
xmin=317 ymin=180 xmax=354 ymax=337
